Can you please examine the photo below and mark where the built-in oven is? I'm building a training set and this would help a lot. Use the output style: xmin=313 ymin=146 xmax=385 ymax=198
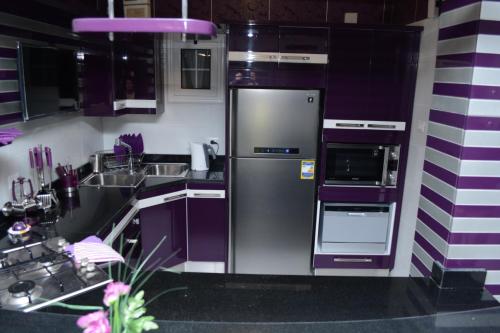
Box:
xmin=324 ymin=143 xmax=400 ymax=186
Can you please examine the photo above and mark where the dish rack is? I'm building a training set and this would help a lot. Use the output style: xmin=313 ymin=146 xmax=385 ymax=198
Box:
xmin=102 ymin=153 xmax=144 ymax=170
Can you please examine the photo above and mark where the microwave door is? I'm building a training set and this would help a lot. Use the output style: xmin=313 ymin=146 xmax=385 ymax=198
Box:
xmin=325 ymin=145 xmax=385 ymax=185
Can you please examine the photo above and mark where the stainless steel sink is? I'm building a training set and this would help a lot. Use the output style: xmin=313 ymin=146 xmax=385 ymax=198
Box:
xmin=80 ymin=172 xmax=145 ymax=188
xmin=143 ymin=163 xmax=189 ymax=178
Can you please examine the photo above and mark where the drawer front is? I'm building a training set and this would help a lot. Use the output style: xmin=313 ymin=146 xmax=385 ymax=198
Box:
xmin=322 ymin=211 xmax=389 ymax=243
xmin=313 ymin=254 xmax=391 ymax=269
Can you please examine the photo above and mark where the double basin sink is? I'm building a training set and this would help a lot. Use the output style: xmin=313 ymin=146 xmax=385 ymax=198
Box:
xmin=81 ymin=163 xmax=190 ymax=188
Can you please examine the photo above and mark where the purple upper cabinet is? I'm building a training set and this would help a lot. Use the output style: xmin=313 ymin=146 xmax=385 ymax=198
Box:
xmin=386 ymin=0 xmax=428 ymax=25
xmin=228 ymin=25 xmax=279 ymax=87
xmin=80 ymin=49 xmax=115 ymax=116
xmin=212 ymin=0 xmax=269 ymax=23
xmin=269 ymin=0 xmax=327 ymax=24
xmin=327 ymin=0 xmax=386 ymax=25
xmin=325 ymin=27 xmax=420 ymax=122
xmin=325 ymin=28 xmax=372 ymax=120
xmin=187 ymin=196 xmax=227 ymax=262
xmin=228 ymin=24 xmax=329 ymax=88
xmin=113 ymin=34 xmax=158 ymax=115
xmin=228 ymin=25 xmax=279 ymax=52
xmin=367 ymin=30 xmax=416 ymax=122
xmin=140 ymin=197 xmax=187 ymax=270
xmin=279 ymin=27 xmax=328 ymax=54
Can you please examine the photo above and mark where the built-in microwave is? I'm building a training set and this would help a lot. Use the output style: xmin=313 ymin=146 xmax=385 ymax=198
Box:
xmin=324 ymin=143 xmax=400 ymax=186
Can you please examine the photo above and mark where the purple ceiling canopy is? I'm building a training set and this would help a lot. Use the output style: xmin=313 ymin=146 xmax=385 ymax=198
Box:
xmin=72 ymin=18 xmax=217 ymax=36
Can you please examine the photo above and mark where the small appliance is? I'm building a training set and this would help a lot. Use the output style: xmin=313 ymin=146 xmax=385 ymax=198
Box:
xmin=190 ymin=142 xmax=216 ymax=171
xmin=324 ymin=143 xmax=400 ymax=186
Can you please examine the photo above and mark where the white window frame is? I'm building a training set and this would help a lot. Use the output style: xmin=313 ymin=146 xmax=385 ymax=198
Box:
xmin=165 ymin=33 xmax=224 ymax=103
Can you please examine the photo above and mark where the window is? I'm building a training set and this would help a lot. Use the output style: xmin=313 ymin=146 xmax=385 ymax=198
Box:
xmin=165 ymin=34 xmax=224 ymax=103
xmin=181 ymin=49 xmax=211 ymax=89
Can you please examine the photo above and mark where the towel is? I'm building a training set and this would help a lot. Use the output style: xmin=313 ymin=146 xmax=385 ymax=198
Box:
xmin=66 ymin=236 xmax=124 ymax=263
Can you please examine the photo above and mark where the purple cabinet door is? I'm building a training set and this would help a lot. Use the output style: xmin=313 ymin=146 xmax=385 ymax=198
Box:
xmin=140 ymin=197 xmax=187 ymax=269
xmin=367 ymin=30 xmax=413 ymax=122
xmin=325 ymin=28 xmax=372 ymax=120
xmin=81 ymin=50 xmax=115 ymax=116
xmin=325 ymin=27 xmax=420 ymax=122
xmin=279 ymin=27 xmax=328 ymax=54
xmin=114 ymin=36 xmax=155 ymax=101
xmin=228 ymin=25 xmax=279 ymax=52
xmin=187 ymin=197 xmax=226 ymax=262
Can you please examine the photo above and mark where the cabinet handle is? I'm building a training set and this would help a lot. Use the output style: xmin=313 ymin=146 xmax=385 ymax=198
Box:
xmin=192 ymin=193 xmax=222 ymax=198
xmin=367 ymin=124 xmax=396 ymax=129
xmin=334 ymin=258 xmax=373 ymax=263
xmin=335 ymin=122 xmax=364 ymax=128
xmin=163 ymin=194 xmax=186 ymax=203
xmin=280 ymin=55 xmax=311 ymax=61
xmin=347 ymin=212 xmax=367 ymax=217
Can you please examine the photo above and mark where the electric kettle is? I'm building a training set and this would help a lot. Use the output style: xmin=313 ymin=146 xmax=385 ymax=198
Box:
xmin=190 ymin=142 xmax=216 ymax=171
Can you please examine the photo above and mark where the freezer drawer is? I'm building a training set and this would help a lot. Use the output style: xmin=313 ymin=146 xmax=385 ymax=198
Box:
xmin=231 ymin=157 xmax=316 ymax=275
xmin=319 ymin=203 xmax=395 ymax=254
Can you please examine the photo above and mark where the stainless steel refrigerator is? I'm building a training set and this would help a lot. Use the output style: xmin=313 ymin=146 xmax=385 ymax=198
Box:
xmin=229 ymin=88 xmax=320 ymax=275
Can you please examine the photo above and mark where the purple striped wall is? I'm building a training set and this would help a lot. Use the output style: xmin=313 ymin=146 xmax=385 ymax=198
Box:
xmin=411 ymin=0 xmax=500 ymax=302
xmin=0 ymin=42 xmax=22 ymax=124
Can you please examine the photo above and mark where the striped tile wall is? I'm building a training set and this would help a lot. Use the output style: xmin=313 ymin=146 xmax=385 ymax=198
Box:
xmin=410 ymin=0 xmax=500 ymax=302
xmin=0 ymin=38 xmax=22 ymax=125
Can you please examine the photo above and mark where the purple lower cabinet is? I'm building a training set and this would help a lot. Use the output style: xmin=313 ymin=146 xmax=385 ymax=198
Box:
xmin=313 ymin=254 xmax=392 ymax=269
xmin=140 ymin=197 xmax=187 ymax=270
xmin=187 ymin=197 xmax=226 ymax=262
xmin=319 ymin=186 xmax=398 ymax=203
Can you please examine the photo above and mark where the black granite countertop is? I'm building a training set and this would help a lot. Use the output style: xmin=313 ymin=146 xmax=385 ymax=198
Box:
xmin=1 ymin=271 xmax=500 ymax=332
xmin=0 ymin=155 xmax=225 ymax=248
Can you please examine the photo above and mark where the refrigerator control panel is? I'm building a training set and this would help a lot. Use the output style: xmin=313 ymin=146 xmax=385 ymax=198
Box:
xmin=254 ymin=147 xmax=300 ymax=154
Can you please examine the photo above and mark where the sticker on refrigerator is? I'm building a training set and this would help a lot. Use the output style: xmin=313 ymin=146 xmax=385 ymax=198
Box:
xmin=300 ymin=160 xmax=315 ymax=180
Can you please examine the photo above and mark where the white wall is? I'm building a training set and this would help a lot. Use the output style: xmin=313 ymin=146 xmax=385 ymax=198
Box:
xmin=101 ymin=101 xmax=225 ymax=155
xmin=0 ymin=115 xmax=103 ymax=203
xmin=102 ymin=35 xmax=226 ymax=155
xmin=390 ymin=17 xmax=439 ymax=277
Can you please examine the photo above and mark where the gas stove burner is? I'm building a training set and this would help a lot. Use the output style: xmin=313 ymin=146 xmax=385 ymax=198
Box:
xmin=9 ymin=280 xmax=36 ymax=298
xmin=39 ymin=254 xmax=55 ymax=266
xmin=1 ymin=280 xmax=43 ymax=307
xmin=0 ymin=252 xmax=9 ymax=269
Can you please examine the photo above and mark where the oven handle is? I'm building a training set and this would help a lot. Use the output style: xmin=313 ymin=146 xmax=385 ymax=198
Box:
xmin=347 ymin=212 xmax=367 ymax=217
xmin=334 ymin=258 xmax=373 ymax=263
xmin=381 ymin=146 xmax=390 ymax=186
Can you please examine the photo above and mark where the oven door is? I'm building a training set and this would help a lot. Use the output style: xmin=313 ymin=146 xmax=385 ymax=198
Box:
xmin=325 ymin=143 xmax=387 ymax=185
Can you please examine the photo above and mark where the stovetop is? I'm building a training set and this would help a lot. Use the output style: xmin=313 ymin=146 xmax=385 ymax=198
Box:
xmin=0 ymin=236 xmax=111 ymax=312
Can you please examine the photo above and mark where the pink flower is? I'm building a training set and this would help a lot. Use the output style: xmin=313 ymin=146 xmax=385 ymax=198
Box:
xmin=103 ymin=281 xmax=131 ymax=306
xmin=77 ymin=311 xmax=111 ymax=333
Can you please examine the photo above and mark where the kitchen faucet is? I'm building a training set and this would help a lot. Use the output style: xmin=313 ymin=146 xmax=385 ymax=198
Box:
xmin=115 ymin=138 xmax=134 ymax=175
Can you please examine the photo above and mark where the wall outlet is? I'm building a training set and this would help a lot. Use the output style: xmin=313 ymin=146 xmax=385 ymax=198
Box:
xmin=344 ymin=12 xmax=358 ymax=24
xmin=208 ymin=137 xmax=219 ymax=145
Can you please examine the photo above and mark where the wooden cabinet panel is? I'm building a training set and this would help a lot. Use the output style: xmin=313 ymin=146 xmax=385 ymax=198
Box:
xmin=270 ymin=0 xmax=327 ymax=23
